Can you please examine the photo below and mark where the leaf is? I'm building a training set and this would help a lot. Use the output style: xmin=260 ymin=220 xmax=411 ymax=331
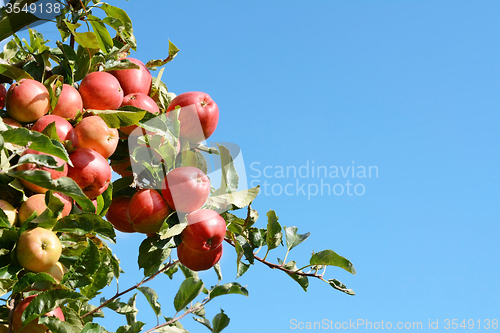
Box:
xmin=205 ymin=187 xmax=260 ymax=212
xmin=137 ymin=286 xmax=162 ymax=317
xmin=80 ymin=247 xmax=115 ymax=299
xmin=209 ymin=283 xmax=249 ymax=299
xmin=65 ymin=21 xmax=100 ymax=50
xmin=282 ymin=261 xmax=309 ymax=292
xmin=17 ymin=153 xmax=65 ymax=171
xmin=234 ymin=235 xmax=254 ymax=264
xmin=145 ymin=40 xmax=180 ymax=69
xmin=38 ymin=316 xmax=79 ymax=333
xmin=12 ymin=272 xmax=57 ymax=294
xmin=0 ymin=64 xmax=33 ymax=81
xmin=2 ymin=127 xmax=69 ymax=162
xmin=91 ymin=106 xmax=147 ymax=128
xmin=310 ymin=250 xmax=357 ymax=275
xmin=216 ymin=145 xmax=239 ymax=194
xmin=193 ymin=316 xmax=212 ymax=331
xmin=53 ymin=213 xmax=116 ymax=243
xmin=63 ymin=240 xmax=101 ymax=289
xmin=173 ymin=277 xmax=204 ymax=312
xmin=44 ymin=74 xmax=64 ymax=111
xmin=126 ymin=294 xmax=138 ymax=325
xmin=284 ymin=226 xmax=310 ymax=252
xmin=103 ymin=298 xmax=137 ymax=315
xmin=178 ymin=264 xmax=198 ymax=280
xmin=74 ymin=45 xmax=93 ymax=81
xmin=116 ymin=322 xmax=145 ymax=333
xmin=236 ymin=261 xmax=249 ymax=278
xmin=138 ymin=236 xmax=172 ymax=277
xmin=266 ymin=210 xmax=282 ymax=251
xmin=104 ymin=58 xmax=140 ymax=71
xmin=22 ymin=289 xmax=85 ymax=324
xmin=81 ymin=322 xmax=108 ymax=333
xmin=61 ymin=306 xmax=84 ymax=331
xmin=87 ymin=15 xmax=114 ymax=53
xmin=154 ymin=326 xmax=189 ymax=333
xmin=328 ymin=279 xmax=355 ymax=295
xmin=212 ymin=309 xmax=230 ymax=333
xmin=159 ymin=213 xmax=187 ymax=240
xmin=0 ymin=278 xmax=16 ymax=297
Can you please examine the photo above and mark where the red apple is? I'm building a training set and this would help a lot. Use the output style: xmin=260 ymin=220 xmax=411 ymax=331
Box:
xmin=78 ymin=71 xmax=123 ymax=110
xmin=119 ymin=92 xmax=160 ymax=135
xmin=74 ymin=115 xmax=119 ymax=158
xmin=161 ymin=166 xmax=210 ymax=213
xmin=106 ymin=196 xmax=135 ymax=233
xmin=31 ymin=114 xmax=79 ymax=147
xmin=0 ymin=83 xmax=6 ymax=109
xmin=17 ymin=149 xmax=68 ymax=194
xmin=16 ymin=227 xmax=62 ymax=272
xmin=127 ymin=189 xmax=171 ymax=234
xmin=67 ymin=148 xmax=112 ymax=199
xmin=13 ymin=295 xmax=65 ymax=333
xmin=51 ymin=83 xmax=83 ymax=120
xmin=180 ymin=209 xmax=226 ymax=252
xmin=166 ymin=91 xmax=219 ymax=143
xmin=6 ymin=79 xmax=50 ymax=123
xmin=109 ymin=58 xmax=152 ymax=96
xmin=18 ymin=193 xmax=72 ymax=225
xmin=177 ymin=242 xmax=223 ymax=271
xmin=0 ymin=199 xmax=17 ymax=226
xmin=2 ymin=117 xmax=22 ymax=128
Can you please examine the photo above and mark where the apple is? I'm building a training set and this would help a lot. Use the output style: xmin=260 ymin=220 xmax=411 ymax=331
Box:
xmin=16 ymin=227 xmax=62 ymax=272
xmin=0 ymin=83 xmax=6 ymax=109
xmin=161 ymin=166 xmax=210 ymax=213
xmin=109 ymin=58 xmax=152 ymax=96
xmin=18 ymin=193 xmax=72 ymax=225
xmin=2 ymin=117 xmax=22 ymax=128
xmin=74 ymin=115 xmax=119 ymax=158
xmin=119 ymin=92 xmax=160 ymax=135
xmin=67 ymin=148 xmax=112 ymax=199
xmin=106 ymin=196 xmax=135 ymax=233
xmin=180 ymin=209 xmax=226 ymax=252
xmin=16 ymin=149 xmax=68 ymax=194
xmin=12 ymin=295 xmax=65 ymax=333
xmin=0 ymin=199 xmax=17 ymax=226
xmin=51 ymin=83 xmax=83 ymax=120
xmin=43 ymin=261 xmax=67 ymax=283
xmin=31 ymin=114 xmax=79 ymax=147
xmin=78 ymin=71 xmax=123 ymax=110
xmin=5 ymin=79 xmax=50 ymax=123
xmin=177 ymin=242 xmax=223 ymax=271
xmin=127 ymin=189 xmax=171 ymax=234
xmin=166 ymin=91 xmax=219 ymax=143
xmin=111 ymin=158 xmax=133 ymax=177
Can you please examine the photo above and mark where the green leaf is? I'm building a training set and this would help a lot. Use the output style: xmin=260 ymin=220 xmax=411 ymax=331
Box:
xmin=64 ymin=21 xmax=100 ymax=50
xmin=173 ymin=277 xmax=204 ymax=312
xmin=145 ymin=40 xmax=180 ymax=69
xmin=104 ymin=58 xmax=140 ymax=71
xmin=282 ymin=261 xmax=309 ymax=292
xmin=209 ymin=283 xmax=249 ymax=299
xmin=212 ymin=309 xmax=230 ymax=333
xmin=153 ymin=326 xmax=189 ymax=333
xmin=100 ymin=3 xmax=133 ymax=31
xmin=138 ymin=236 xmax=172 ymax=277
xmin=53 ymin=213 xmax=116 ymax=243
xmin=102 ymin=298 xmax=137 ymax=315
xmin=126 ymin=294 xmax=138 ymax=325
xmin=0 ymin=64 xmax=33 ymax=81
xmin=137 ymin=286 xmax=162 ymax=317
xmin=159 ymin=213 xmax=187 ymax=240
xmin=80 ymin=247 xmax=115 ymax=299
xmin=215 ymin=145 xmax=239 ymax=195
xmin=91 ymin=106 xmax=147 ymax=128
xmin=234 ymin=235 xmax=254 ymax=265
xmin=284 ymin=226 xmax=310 ymax=252
xmin=310 ymin=250 xmax=357 ymax=275
xmin=236 ymin=261 xmax=249 ymax=278
xmin=0 ymin=278 xmax=16 ymax=297
xmin=205 ymin=187 xmax=260 ymax=212
xmin=61 ymin=306 xmax=84 ymax=331
xmin=63 ymin=240 xmax=101 ymax=289
xmin=87 ymin=15 xmax=114 ymax=53
xmin=178 ymin=264 xmax=198 ymax=280
xmin=2 ymin=127 xmax=69 ymax=162
xmin=81 ymin=322 xmax=108 ymax=333
xmin=116 ymin=322 xmax=146 ymax=333
xmin=193 ymin=316 xmax=212 ymax=331
xmin=12 ymin=272 xmax=57 ymax=294
xmin=22 ymin=289 xmax=85 ymax=324
xmin=74 ymin=45 xmax=93 ymax=82
xmin=328 ymin=279 xmax=355 ymax=295
xmin=38 ymin=316 xmax=79 ymax=333
xmin=43 ymin=74 xmax=64 ymax=111
xmin=266 ymin=210 xmax=282 ymax=251
xmin=17 ymin=153 xmax=65 ymax=171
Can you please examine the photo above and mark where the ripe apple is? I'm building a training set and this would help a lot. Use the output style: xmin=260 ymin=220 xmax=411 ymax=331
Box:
xmin=109 ymin=58 xmax=152 ymax=96
xmin=67 ymin=148 xmax=112 ymax=199
xmin=5 ymin=79 xmax=50 ymax=123
xmin=180 ymin=209 xmax=226 ymax=252
xmin=127 ymin=189 xmax=171 ymax=234
xmin=12 ymin=295 xmax=65 ymax=333
xmin=0 ymin=83 xmax=6 ymax=109
xmin=18 ymin=193 xmax=72 ymax=225
xmin=119 ymin=92 xmax=160 ymax=135
xmin=17 ymin=149 xmax=68 ymax=194
xmin=177 ymin=242 xmax=223 ymax=271
xmin=106 ymin=196 xmax=135 ymax=233
xmin=16 ymin=227 xmax=62 ymax=272
xmin=78 ymin=71 xmax=123 ymax=110
xmin=43 ymin=261 xmax=67 ymax=283
xmin=166 ymin=91 xmax=219 ymax=143
xmin=51 ymin=83 xmax=83 ymax=120
xmin=0 ymin=199 xmax=17 ymax=226
xmin=2 ymin=117 xmax=22 ymax=128
xmin=161 ymin=166 xmax=210 ymax=213
xmin=74 ymin=115 xmax=119 ymax=158
xmin=31 ymin=114 xmax=79 ymax=147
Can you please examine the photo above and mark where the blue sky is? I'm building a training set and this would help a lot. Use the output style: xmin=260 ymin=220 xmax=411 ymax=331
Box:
xmin=7 ymin=0 xmax=500 ymax=332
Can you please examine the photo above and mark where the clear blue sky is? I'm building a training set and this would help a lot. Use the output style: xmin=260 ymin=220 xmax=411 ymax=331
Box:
xmin=10 ymin=0 xmax=500 ymax=332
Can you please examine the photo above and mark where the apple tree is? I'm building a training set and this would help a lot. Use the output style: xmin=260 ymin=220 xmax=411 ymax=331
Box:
xmin=0 ymin=1 xmax=357 ymax=332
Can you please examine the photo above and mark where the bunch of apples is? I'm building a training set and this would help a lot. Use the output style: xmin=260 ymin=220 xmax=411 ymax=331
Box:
xmin=1 ymin=57 xmax=225 ymax=330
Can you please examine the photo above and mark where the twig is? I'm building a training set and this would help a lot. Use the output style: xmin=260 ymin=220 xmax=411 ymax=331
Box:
xmin=143 ymin=299 xmax=209 ymax=333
